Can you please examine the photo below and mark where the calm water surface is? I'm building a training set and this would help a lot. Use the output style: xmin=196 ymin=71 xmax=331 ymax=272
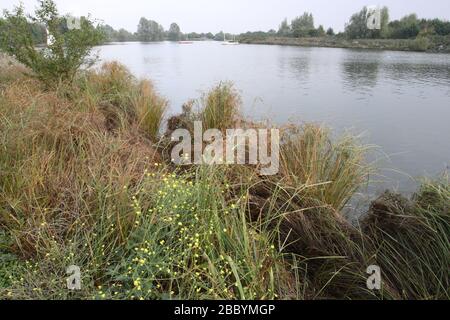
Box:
xmin=97 ymin=41 xmax=450 ymax=194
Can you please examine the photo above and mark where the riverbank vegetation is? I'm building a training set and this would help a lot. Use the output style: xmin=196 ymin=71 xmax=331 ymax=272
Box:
xmin=242 ymin=7 xmax=450 ymax=53
xmin=0 ymin=52 xmax=448 ymax=300
xmin=0 ymin=1 xmax=449 ymax=300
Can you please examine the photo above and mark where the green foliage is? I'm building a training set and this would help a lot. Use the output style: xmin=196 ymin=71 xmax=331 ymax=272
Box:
xmin=326 ymin=27 xmax=335 ymax=36
xmin=388 ymin=14 xmax=420 ymax=39
xmin=168 ymin=23 xmax=181 ymax=41
xmin=0 ymin=0 xmax=103 ymax=86
xmin=137 ymin=17 xmax=164 ymax=41
xmin=291 ymin=12 xmax=315 ymax=37
xmin=275 ymin=15 xmax=331 ymax=38
xmin=316 ymin=25 xmax=326 ymax=37
xmin=345 ymin=6 xmax=390 ymax=39
xmin=0 ymin=230 xmax=22 ymax=290
xmin=409 ymin=36 xmax=431 ymax=51
xmin=214 ymin=31 xmax=225 ymax=41
xmin=425 ymin=18 xmax=450 ymax=36
xmin=97 ymin=24 xmax=135 ymax=42
xmin=106 ymin=167 xmax=293 ymax=300
xmin=278 ymin=18 xmax=291 ymax=36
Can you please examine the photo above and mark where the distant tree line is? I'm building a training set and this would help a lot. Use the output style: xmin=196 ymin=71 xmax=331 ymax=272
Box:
xmin=4 ymin=8 xmax=448 ymax=45
xmin=97 ymin=19 xmax=232 ymax=43
xmin=345 ymin=6 xmax=450 ymax=39
xmin=97 ymin=24 xmax=136 ymax=42
xmin=241 ymin=8 xmax=450 ymax=41
xmin=277 ymin=13 xmax=330 ymax=37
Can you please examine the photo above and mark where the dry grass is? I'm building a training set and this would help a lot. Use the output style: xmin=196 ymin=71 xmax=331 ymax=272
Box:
xmin=132 ymin=79 xmax=168 ymax=141
xmin=0 ymin=65 xmax=161 ymax=258
xmin=200 ymin=82 xmax=241 ymax=131
xmin=278 ymin=124 xmax=372 ymax=211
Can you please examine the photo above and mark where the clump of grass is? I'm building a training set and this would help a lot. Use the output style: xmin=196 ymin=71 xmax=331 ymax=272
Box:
xmin=278 ymin=124 xmax=372 ymax=211
xmin=79 ymin=62 xmax=167 ymax=140
xmin=132 ymin=80 xmax=168 ymax=141
xmin=239 ymin=123 xmax=378 ymax=298
xmin=200 ymin=82 xmax=241 ymax=131
xmin=363 ymin=177 xmax=450 ymax=299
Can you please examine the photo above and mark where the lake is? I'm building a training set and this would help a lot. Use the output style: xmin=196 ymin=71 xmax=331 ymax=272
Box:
xmin=97 ymin=41 xmax=450 ymax=194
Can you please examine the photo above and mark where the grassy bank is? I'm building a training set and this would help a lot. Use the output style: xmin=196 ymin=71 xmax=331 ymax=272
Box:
xmin=239 ymin=36 xmax=450 ymax=53
xmin=0 ymin=57 xmax=448 ymax=300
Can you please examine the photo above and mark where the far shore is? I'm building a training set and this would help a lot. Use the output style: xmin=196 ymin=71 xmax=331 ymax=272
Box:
xmin=239 ymin=36 xmax=450 ymax=53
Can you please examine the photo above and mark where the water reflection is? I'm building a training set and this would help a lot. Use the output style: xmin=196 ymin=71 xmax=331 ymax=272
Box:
xmin=341 ymin=52 xmax=381 ymax=95
xmin=277 ymin=49 xmax=311 ymax=85
xmin=383 ymin=63 xmax=450 ymax=96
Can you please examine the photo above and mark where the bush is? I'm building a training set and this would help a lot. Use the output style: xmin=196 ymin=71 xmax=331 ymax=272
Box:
xmin=0 ymin=0 xmax=103 ymax=86
xmin=409 ymin=36 xmax=430 ymax=51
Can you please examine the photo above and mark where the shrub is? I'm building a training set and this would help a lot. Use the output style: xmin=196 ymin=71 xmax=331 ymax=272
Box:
xmin=409 ymin=36 xmax=430 ymax=51
xmin=0 ymin=0 xmax=103 ymax=86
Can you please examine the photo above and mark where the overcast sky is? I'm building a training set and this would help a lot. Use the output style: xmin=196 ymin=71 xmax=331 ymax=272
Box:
xmin=2 ymin=0 xmax=450 ymax=33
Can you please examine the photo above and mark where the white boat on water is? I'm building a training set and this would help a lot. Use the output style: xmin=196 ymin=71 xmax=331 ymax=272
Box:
xmin=222 ymin=34 xmax=239 ymax=45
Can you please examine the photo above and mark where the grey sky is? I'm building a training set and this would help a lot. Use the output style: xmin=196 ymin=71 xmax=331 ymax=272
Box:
xmin=2 ymin=0 xmax=450 ymax=33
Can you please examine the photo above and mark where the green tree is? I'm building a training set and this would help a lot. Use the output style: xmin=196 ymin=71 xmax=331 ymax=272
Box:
xmin=0 ymin=0 xmax=102 ymax=86
xmin=98 ymin=24 xmax=118 ymax=41
xmin=326 ymin=27 xmax=335 ymax=36
xmin=316 ymin=25 xmax=325 ymax=37
xmin=214 ymin=31 xmax=224 ymax=41
xmin=345 ymin=7 xmax=369 ymax=39
xmin=426 ymin=19 xmax=450 ymax=36
xmin=381 ymin=7 xmax=390 ymax=38
xmin=291 ymin=12 xmax=314 ymax=37
xmin=30 ymin=22 xmax=46 ymax=44
xmin=278 ymin=18 xmax=291 ymax=37
xmin=168 ymin=23 xmax=181 ymax=41
xmin=137 ymin=17 xmax=164 ymax=41
xmin=388 ymin=14 xmax=421 ymax=39
xmin=117 ymin=28 xmax=134 ymax=41
xmin=345 ymin=6 xmax=389 ymax=39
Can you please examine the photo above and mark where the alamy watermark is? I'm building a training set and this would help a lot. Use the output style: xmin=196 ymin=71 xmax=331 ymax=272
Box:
xmin=46 ymin=15 xmax=81 ymax=46
xmin=366 ymin=265 xmax=381 ymax=290
xmin=367 ymin=5 xmax=382 ymax=30
xmin=170 ymin=121 xmax=280 ymax=175
xmin=66 ymin=265 xmax=81 ymax=290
